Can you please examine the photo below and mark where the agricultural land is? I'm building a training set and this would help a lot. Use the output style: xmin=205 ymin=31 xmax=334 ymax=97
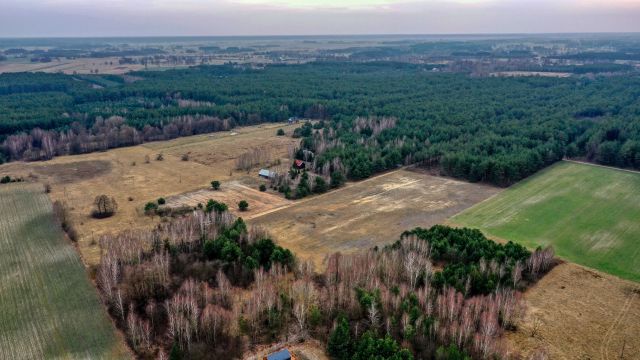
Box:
xmin=0 ymin=183 xmax=127 ymax=359
xmin=0 ymin=122 xmax=300 ymax=265
xmin=251 ymin=168 xmax=500 ymax=268
xmin=452 ymin=161 xmax=640 ymax=282
xmin=507 ymin=262 xmax=640 ymax=359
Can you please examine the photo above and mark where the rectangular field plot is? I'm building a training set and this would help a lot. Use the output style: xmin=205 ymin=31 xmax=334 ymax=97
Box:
xmin=165 ymin=180 xmax=292 ymax=217
xmin=251 ymin=169 xmax=499 ymax=268
xmin=453 ymin=161 xmax=640 ymax=282
xmin=0 ymin=183 xmax=127 ymax=359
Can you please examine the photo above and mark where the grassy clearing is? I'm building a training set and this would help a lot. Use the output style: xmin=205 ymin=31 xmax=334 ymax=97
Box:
xmin=0 ymin=183 xmax=127 ymax=359
xmin=251 ymin=169 xmax=499 ymax=268
xmin=453 ymin=161 xmax=640 ymax=282
xmin=0 ymin=122 xmax=299 ymax=265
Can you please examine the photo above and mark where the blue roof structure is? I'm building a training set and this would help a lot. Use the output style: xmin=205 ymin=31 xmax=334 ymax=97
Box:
xmin=266 ymin=349 xmax=291 ymax=360
xmin=259 ymin=169 xmax=271 ymax=177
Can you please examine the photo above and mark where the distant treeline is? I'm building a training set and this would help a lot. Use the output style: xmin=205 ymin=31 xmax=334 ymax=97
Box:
xmin=1 ymin=63 xmax=640 ymax=186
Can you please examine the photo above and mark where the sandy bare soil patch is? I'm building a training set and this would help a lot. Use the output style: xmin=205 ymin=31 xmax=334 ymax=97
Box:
xmin=251 ymin=168 xmax=500 ymax=268
xmin=507 ymin=262 xmax=640 ymax=359
xmin=0 ymin=123 xmax=299 ymax=265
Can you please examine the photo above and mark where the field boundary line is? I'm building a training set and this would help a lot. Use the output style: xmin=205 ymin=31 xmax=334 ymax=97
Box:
xmin=564 ymin=159 xmax=640 ymax=175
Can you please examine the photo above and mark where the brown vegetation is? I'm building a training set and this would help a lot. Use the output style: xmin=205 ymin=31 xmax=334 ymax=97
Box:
xmin=164 ymin=181 xmax=291 ymax=218
xmin=95 ymin=208 xmax=548 ymax=359
xmin=251 ymin=168 xmax=500 ymax=268
xmin=52 ymin=200 xmax=78 ymax=242
xmin=0 ymin=122 xmax=300 ymax=265
xmin=507 ymin=262 xmax=640 ymax=359
xmin=2 ymin=115 xmax=231 ymax=162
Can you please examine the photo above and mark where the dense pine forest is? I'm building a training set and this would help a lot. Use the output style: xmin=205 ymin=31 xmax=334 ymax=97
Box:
xmin=2 ymin=62 xmax=640 ymax=185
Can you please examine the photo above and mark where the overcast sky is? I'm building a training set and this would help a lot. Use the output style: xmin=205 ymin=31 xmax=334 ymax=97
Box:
xmin=1 ymin=0 xmax=640 ymax=37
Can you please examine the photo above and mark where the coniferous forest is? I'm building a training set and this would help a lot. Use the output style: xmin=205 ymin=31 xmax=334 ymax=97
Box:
xmin=2 ymin=62 xmax=640 ymax=185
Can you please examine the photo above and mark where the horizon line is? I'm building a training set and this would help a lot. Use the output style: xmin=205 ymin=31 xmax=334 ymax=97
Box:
xmin=2 ymin=31 xmax=640 ymax=40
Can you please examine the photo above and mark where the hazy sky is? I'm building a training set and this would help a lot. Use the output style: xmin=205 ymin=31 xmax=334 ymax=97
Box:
xmin=2 ymin=0 xmax=640 ymax=37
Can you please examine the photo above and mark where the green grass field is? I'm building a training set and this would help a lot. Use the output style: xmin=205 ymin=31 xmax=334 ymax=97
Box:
xmin=453 ymin=161 xmax=640 ymax=282
xmin=0 ymin=183 xmax=128 ymax=359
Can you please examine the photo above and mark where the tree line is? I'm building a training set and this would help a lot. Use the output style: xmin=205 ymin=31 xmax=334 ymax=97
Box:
xmin=2 ymin=63 xmax=640 ymax=185
xmin=94 ymin=206 xmax=553 ymax=359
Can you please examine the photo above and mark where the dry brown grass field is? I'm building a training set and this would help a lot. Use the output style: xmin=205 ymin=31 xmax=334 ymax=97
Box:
xmin=250 ymin=168 xmax=500 ymax=268
xmin=164 ymin=180 xmax=292 ymax=217
xmin=507 ymin=262 xmax=640 ymax=359
xmin=0 ymin=122 xmax=299 ymax=265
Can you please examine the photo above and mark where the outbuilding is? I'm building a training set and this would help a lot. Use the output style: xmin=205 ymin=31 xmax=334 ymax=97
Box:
xmin=293 ymin=159 xmax=305 ymax=170
xmin=259 ymin=169 xmax=273 ymax=179
xmin=264 ymin=349 xmax=295 ymax=360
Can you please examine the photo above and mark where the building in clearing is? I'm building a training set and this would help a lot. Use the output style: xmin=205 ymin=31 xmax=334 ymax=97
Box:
xmin=264 ymin=348 xmax=295 ymax=360
xmin=293 ymin=159 xmax=305 ymax=170
xmin=259 ymin=169 xmax=273 ymax=179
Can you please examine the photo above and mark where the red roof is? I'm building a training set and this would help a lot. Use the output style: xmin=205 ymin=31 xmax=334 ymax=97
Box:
xmin=294 ymin=160 xmax=304 ymax=167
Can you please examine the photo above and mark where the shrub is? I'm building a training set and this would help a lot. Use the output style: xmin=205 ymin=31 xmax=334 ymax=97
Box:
xmin=53 ymin=200 xmax=77 ymax=242
xmin=276 ymin=128 xmax=285 ymax=136
xmin=157 ymin=197 xmax=166 ymax=205
xmin=144 ymin=202 xmax=158 ymax=215
xmin=313 ymin=176 xmax=328 ymax=193
xmin=259 ymin=184 xmax=267 ymax=192
xmin=181 ymin=154 xmax=189 ymax=161
xmin=156 ymin=153 xmax=164 ymax=161
xmin=330 ymin=171 xmax=346 ymax=188
xmin=238 ymin=200 xmax=249 ymax=211
xmin=211 ymin=180 xmax=221 ymax=190
xmin=92 ymin=195 xmax=118 ymax=218
xmin=44 ymin=183 xmax=52 ymax=193
xmin=205 ymin=199 xmax=228 ymax=213
xmin=0 ymin=175 xmax=11 ymax=184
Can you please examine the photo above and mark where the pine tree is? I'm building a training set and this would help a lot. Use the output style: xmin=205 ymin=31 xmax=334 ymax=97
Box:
xmin=327 ymin=315 xmax=352 ymax=360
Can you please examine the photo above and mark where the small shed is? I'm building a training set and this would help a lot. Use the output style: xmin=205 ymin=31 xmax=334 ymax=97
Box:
xmin=259 ymin=169 xmax=273 ymax=179
xmin=293 ymin=159 xmax=305 ymax=170
xmin=265 ymin=349 xmax=295 ymax=360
